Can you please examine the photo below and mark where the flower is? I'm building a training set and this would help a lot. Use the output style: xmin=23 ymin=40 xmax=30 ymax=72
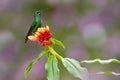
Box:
xmin=28 ymin=25 xmax=53 ymax=46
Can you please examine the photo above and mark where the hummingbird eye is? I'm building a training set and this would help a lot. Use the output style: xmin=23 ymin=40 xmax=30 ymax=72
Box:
xmin=37 ymin=12 xmax=40 ymax=14
xmin=35 ymin=11 xmax=41 ymax=15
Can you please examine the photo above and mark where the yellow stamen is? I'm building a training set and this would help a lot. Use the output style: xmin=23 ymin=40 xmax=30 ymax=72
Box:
xmin=46 ymin=25 xmax=49 ymax=30
xmin=35 ymin=32 xmax=39 ymax=35
xmin=41 ymin=28 xmax=45 ymax=33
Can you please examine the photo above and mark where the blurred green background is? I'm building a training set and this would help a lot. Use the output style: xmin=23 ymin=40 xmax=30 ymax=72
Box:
xmin=0 ymin=0 xmax=120 ymax=80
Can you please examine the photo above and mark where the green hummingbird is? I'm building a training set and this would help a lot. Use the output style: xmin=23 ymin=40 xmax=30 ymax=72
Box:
xmin=25 ymin=10 xmax=42 ymax=43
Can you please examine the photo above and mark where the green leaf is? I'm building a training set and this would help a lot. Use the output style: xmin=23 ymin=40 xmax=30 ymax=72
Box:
xmin=62 ymin=58 xmax=89 ymax=80
xmin=51 ymin=38 xmax=65 ymax=49
xmin=80 ymin=58 xmax=120 ymax=64
xmin=24 ymin=50 xmax=46 ymax=78
xmin=97 ymin=71 xmax=120 ymax=76
xmin=45 ymin=55 xmax=60 ymax=80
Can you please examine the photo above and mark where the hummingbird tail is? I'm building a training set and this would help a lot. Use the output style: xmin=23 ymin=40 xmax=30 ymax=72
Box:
xmin=25 ymin=37 xmax=28 ymax=43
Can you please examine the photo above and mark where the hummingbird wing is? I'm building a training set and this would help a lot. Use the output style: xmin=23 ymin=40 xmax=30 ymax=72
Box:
xmin=25 ymin=21 xmax=37 ymax=43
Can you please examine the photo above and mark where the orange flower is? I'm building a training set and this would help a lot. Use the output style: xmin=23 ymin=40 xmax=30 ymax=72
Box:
xmin=28 ymin=25 xmax=53 ymax=46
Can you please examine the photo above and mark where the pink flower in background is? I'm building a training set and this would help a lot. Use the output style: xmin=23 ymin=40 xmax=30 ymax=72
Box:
xmin=78 ymin=14 xmax=106 ymax=47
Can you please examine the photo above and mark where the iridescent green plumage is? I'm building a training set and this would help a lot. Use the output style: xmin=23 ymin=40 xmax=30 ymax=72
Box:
xmin=25 ymin=10 xmax=42 ymax=43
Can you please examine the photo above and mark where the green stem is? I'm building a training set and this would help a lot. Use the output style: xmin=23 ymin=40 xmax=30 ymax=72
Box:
xmin=47 ymin=46 xmax=63 ymax=60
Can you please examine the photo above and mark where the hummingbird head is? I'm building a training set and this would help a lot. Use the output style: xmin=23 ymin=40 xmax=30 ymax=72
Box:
xmin=34 ymin=10 xmax=41 ymax=16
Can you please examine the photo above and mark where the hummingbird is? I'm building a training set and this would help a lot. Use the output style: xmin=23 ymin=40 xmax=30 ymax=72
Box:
xmin=25 ymin=10 xmax=42 ymax=43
